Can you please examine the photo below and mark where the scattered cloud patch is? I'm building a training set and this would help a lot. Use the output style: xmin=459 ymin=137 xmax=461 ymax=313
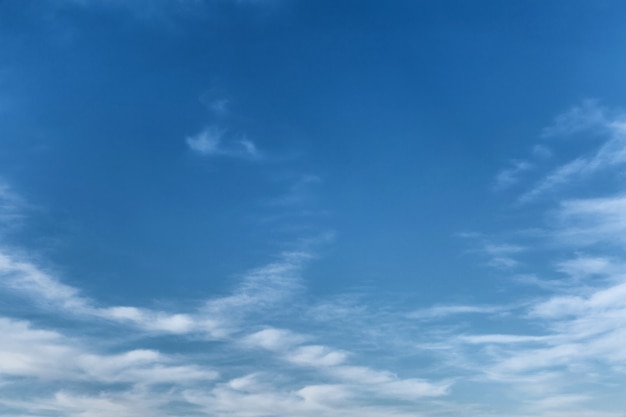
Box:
xmin=6 ymin=99 xmax=626 ymax=416
xmin=520 ymin=101 xmax=626 ymax=202
xmin=495 ymin=160 xmax=533 ymax=190
xmin=186 ymin=126 xmax=223 ymax=155
xmin=186 ymin=126 xmax=260 ymax=160
xmin=554 ymin=195 xmax=626 ymax=247
xmin=409 ymin=304 xmax=507 ymax=320
xmin=1 ymin=240 xmax=457 ymax=416
xmin=205 ymin=97 xmax=232 ymax=118
xmin=461 ymin=234 xmax=526 ymax=270
xmin=0 ymin=317 xmax=217 ymax=385
xmin=0 ymin=180 xmax=28 ymax=230
xmin=541 ymin=100 xmax=610 ymax=139
xmin=0 ymin=245 xmax=310 ymax=339
xmin=244 ymin=327 xmax=307 ymax=351
xmin=267 ymin=174 xmax=322 ymax=207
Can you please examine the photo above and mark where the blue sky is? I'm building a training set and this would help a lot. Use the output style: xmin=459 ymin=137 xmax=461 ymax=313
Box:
xmin=2 ymin=1 xmax=626 ymax=416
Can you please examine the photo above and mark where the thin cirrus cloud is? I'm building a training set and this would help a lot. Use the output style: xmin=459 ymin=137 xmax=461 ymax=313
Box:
xmin=0 ymin=180 xmax=461 ymax=417
xmin=413 ymin=102 xmax=626 ymax=416
xmin=493 ymin=146 xmax=551 ymax=192
xmin=494 ymin=160 xmax=533 ymax=191
xmin=5 ymin=104 xmax=626 ymax=417
xmin=520 ymin=101 xmax=626 ymax=202
xmin=459 ymin=232 xmax=526 ymax=270
xmin=540 ymin=100 xmax=611 ymax=139
xmin=186 ymin=125 xmax=261 ymax=160
xmin=0 ymin=244 xmax=309 ymax=339
xmin=408 ymin=304 xmax=508 ymax=321
xmin=0 ymin=179 xmax=28 ymax=230
xmin=0 ymin=262 xmax=452 ymax=417
xmin=0 ymin=196 xmax=451 ymax=417
xmin=243 ymin=326 xmax=451 ymax=400
xmin=555 ymin=195 xmax=626 ymax=247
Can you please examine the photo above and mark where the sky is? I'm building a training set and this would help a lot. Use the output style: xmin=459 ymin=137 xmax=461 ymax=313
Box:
xmin=2 ymin=1 xmax=626 ymax=416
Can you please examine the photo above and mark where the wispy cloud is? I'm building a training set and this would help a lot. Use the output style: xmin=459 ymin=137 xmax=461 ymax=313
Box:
xmin=408 ymin=304 xmax=507 ymax=320
xmin=555 ymin=255 xmax=622 ymax=281
xmin=0 ymin=180 xmax=28 ymax=231
xmin=493 ymin=145 xmax=551 ymax=192
xmin=461 ymin=233 xmax=526 ymax=270
xmin=407 ymin=103 xmax=626 ymax=416
xmin=494 ymin=160 xmax=533 ymax=190
xmin=0 ymin=243 xmax=311 ymax=340
xmin=243 ymin=325 xmax=450 ymax=401
xmin=540 ymin=100 xmax=610 ymax=138
xmin=0 ymin=179 xmax=455 ymax=417
xmin=554 ymin=195 xmax=626 ymax=247
xmin=267 ymin=174 xmax=322 ymax=207
xmin=186 ymin=126 xmax=261 ymax=160
xmin=0 ymin=317 xmax=217 ymax=384
xmin=520 ymin=101 xmax=626 ymax=202
xmin=7 ymin=100 xmax=626 ymax=416
xmin=0 ymin=247 xmax=455 ymax=417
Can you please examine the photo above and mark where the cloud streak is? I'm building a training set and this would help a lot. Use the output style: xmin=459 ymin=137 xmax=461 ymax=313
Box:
xmin=521 ymin=101 xmax=626 ymax=202
xmin=0 ymin=226 xmax=452 ymax=417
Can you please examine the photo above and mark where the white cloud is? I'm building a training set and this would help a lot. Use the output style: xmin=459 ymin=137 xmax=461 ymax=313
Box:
xmin=428 ymin=230 xmax=626 ymax=414
xmin=287 ymin=345 xmax=348 ymax=367
xmin=186 ymin=126 xmax=261 ymax=159
xmin=521 ymin=102 xmax=626 ymax=202
xmin=541 ymin=100 xmax=610 ymax=138
xmin=394 ymin=103 xmax=626 ymax=416
xmin=554 ymin=195 xmax=626 ymax=247
xmin=329 ymin=366 xmax=451 ymax=399
xmin=99 ymin=306 xmax=196 ymax=334
xmin=554 ymin=255 xmax=617 ymax=281
xmin=244 ymin=327 xmax=307 ymax=351
xmin=0 ymin=246 xmax=310 ymax=340
xmin=206 ymin=97 xmax=231 ymax=117
xmin=182 ymin=371 xmax=449 ymax=417
xmin=203 ymin=251 xmax=307 ymax=318
xmin=7 ymin=100 xmax=626 ymax=417
xmin=0 ymin=251 xmax=91 ymax=312
xmin=458 ymin=334 xmax=548 ymax=344
xmin=24 ymin=390 xmax=172 ymax=417
xmin=296 ymin=384 xmax=353 ymax=406
xmin=520 ymin=158 xmax=589 ymax=202
xmin=408 ymin=304 xmax=505 ymax=320
xmin=494 ymin=160 xmax=533 ymax=190
xmin=462 ymin=235 xmax=526 ymax=270
xmin=239 ymin=137 xmax=257 ymax=155
xmin=186 ymin=126 xmax=223 ymax=155
xmin=0 ymin=317 xmax=218 ymax=385
xmin=267 ymin=174 xmax=322 ymax=207
xmin=0 ymin=180 xmax=27 ymax=228
xmin=242 ymin=325 xmax=449 ymax=403
xmin=483 ymin=243 xmax=525 ymax=269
